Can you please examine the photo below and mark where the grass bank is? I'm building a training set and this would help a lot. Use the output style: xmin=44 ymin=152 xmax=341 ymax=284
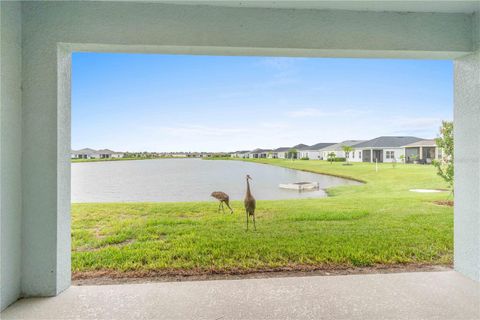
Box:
xmin=72 ymin=160 xmax=453 ymax=278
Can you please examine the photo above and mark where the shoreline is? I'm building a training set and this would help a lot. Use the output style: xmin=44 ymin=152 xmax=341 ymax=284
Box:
xmin=71 ymin=156 xmax=189 ymax=163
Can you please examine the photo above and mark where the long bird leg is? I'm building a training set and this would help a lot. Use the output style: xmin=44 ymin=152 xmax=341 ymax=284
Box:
xmin=221 ymin=202 xmax=225 ymax=214
xmin=246 ymin=211 xmax=249 ymax=230
xmin=218 ymin=202 xmax=222 ymax=212
xmin=225 ymin=201 xmax=233 ymax=214
xmin=253 ymin=214 xmax=256 ymax=231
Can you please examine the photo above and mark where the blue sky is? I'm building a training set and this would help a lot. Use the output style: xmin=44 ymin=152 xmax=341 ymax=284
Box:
xmin=72 ymin=53 xmax=453 ymax=152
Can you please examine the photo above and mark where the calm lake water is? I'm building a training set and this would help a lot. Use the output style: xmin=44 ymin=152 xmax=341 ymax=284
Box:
xmin=71 ymin=159 xmax=361 ymax=203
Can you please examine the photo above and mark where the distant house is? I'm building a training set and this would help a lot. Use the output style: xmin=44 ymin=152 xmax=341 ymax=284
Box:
xmin=289 ymin=144 xmax=307 ymax=159
xmin=231 ymin=151 xmax=250 ymax=158
xmin=270 ymin=147 xmax=290 ymax=159
xmin=71 ymin=148 xmax=97 ymax=159
xmin=298 ymin=142 xmax=336 ymax=160
xmin=319 ymin=140 xmax=365 ymax=160
xmin=71 ymin=148 xmax=124 ymax=159
xmin=249 ymin=148 xmax=271 ymax=158
xmin=351 ymin=136 xmax=423 ymax=163
xmin=403 ymin=139 xmax=441 ymax=164
xmin=96 ymin=149 xmax=124 ymax=159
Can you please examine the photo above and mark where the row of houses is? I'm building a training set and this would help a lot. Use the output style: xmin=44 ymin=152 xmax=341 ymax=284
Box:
xmin=71 ymin=148 xmax=125 ymax=159
xmin=231 ymin=136 xmax=441 ymax=164
xmin=71 ymin=149 xmax=230 ymax=159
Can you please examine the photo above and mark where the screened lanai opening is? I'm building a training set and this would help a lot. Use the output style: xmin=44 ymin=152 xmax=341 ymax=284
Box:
xmin=70 ymin=53 xmax=454 ymax=283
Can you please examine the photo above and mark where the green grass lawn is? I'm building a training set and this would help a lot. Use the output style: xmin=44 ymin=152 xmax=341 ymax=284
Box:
xmin=72 ymin=160 xmax=453 ymax=277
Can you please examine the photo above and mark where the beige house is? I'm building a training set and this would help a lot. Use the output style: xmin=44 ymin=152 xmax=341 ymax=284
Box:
xmin=403 ymin=139 xmax=441 ymax=164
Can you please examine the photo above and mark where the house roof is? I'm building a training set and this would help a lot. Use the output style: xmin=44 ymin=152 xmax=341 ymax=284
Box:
xmin=251 ymin=148 xmax=271 ymax=153
xmin=97 ymin=149 xmax=115 ymax=154
xmin=353 ymin=136 xmax=424 ymax=149
xmin=319 ymin=140 xmax=366 ymax=152
xmin=309 ymin=142 xmax=337 ymax=150
xmin=274 ymin=147 xmax=290 ymax=152
xmin=71 ymin=148 xmax=96 ymax=155
xmin=403 ymin=139 xmax=437 ymax=147
xmin=293 ymin=144 xmax=310 ymax=150
xmin=72 ymin=148 xmax=123 ymax=155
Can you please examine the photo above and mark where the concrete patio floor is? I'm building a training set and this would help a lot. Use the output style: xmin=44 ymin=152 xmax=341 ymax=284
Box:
xmin=2 ymin=271 xmax=479 ymax=319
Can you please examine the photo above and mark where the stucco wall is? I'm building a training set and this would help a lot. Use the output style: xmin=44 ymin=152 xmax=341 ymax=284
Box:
xmin=382 ymin=148 xmax=405 ymax=163
xmin=454 ymin=50 xmax=480 ymax=280
xmin=0 ymin=1 xmax=23 ymax=310
xmin=453 ymin=10 xmax=480 ymax=282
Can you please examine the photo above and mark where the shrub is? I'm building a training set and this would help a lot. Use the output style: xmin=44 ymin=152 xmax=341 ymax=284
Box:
xmin=300 ymin=157 xmax=309 ymax=160
xmin=434 ymin=121 xmax=454 ymax=191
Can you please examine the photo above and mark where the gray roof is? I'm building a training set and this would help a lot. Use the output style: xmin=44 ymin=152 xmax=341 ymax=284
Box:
xmin=293 ymin=144 xmax=310 ymax=150
xmin=97 ymin=149 xmax=115 ymax=154
xmin=319 ymin=140 xmax=366 ymax=152
xmin=251 ymin=148 xmax=271 ymax=153
xmin=71 ymin=148 xmax=96 ymax=155
xmin=403 ymin=139 xmax=437 ymax=147
xmin=72 ymin=148 xmax=123 ymax=155
xmin=274 ymin=147 xmax=290 ymax=152
xmin=309 ymin=142 xmax=337 ymax=150
xmin=354 ymin=136 xmax=423 ymax=149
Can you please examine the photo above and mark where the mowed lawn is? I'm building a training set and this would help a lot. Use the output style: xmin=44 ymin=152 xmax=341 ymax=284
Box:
xmin=72 ymin=160 xmax=453 ymax=276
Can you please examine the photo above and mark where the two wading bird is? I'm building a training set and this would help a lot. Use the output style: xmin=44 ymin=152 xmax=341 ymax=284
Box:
xmin=210 ymin=174 xmax=257 ymax=230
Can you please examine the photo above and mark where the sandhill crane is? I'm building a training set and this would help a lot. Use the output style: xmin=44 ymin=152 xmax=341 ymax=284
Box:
xmin=210 ymin=191 xmax=233 ymax=214
xmin=244 ymin=174 xmax=256 ymax=230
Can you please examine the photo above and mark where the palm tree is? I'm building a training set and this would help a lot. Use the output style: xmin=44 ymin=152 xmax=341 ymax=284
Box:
xmin=327 ymin=152 xmax=336 ymax=164
xmin=287 ymin=148 xmax=298 ymax=160
xmin=342 ymin=145 xmax=354 ymax=165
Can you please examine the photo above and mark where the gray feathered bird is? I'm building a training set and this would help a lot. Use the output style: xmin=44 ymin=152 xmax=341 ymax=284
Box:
xmin=211 ymin=191 xmax=233 ymax=214
xmin=244 ymin=174 xmax=256 ymax=230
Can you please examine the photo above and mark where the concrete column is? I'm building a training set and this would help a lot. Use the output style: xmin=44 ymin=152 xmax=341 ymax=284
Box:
xmin=454 ymin=50 xmax=480 ymax=281
xmin=20 ymin=33 xmax=71 ymax=296
xmin=0 ymin=1 xmax=23 ymax=310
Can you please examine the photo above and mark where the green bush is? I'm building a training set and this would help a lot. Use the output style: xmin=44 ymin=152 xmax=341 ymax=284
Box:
xmin=333 ymin=157 xmax=346 ymax=162
xmin=300 ymin=157 xmax=309 ymax=160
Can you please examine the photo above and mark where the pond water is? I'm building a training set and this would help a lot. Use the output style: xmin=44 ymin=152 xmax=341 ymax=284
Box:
xmin=71 ymin=159 xmax=361 ymax=203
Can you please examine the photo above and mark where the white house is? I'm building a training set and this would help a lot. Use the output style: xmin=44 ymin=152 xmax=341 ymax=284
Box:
xmin=270 ymin=147 xmax=290 ymax=159
xmin=97 ymin=149 xmax=125 ymax=159
xmin=297 ymin=142 xmax=337 ymax=160
xmin=351 ymin=136 xmax=423 ymax=163
xmin=231 ymin=151 xmax=250 ymax=158
xmin=248 ymin=148 xmax=271 ymax=159
xmin=319 ymin=140 xmax=365 ymax=160
xmin=71 ymin=148 xmax=97 ymax=159
xmin=71 ymin=148 xmax=124 ymax=159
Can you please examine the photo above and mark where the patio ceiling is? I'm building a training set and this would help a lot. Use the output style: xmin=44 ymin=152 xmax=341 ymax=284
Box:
xmin=157 ymin=1 xmax=480 ymax=14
